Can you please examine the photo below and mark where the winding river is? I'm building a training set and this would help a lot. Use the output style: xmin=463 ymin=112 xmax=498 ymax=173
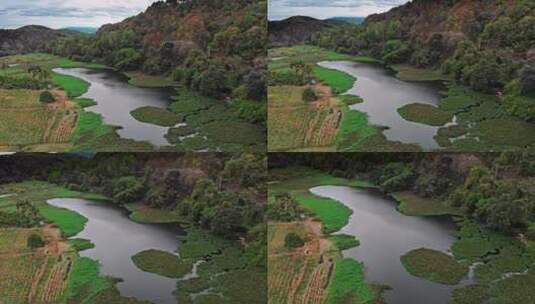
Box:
xmin=310 ymin=186 xmax=469 ymax=304
xmin=318 ymin=61 xmax=448 ymax=150
xmin=47 ymin=198 xmax=182 ymax=304
xmin=53 ymin=68 xmax=175 ymax=147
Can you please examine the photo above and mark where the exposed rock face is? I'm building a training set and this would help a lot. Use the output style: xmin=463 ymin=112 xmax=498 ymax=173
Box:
xmin=268 ymin=16 xmax=335 ymax=47
xmin=0 ymin=25 xmax=68 ymax=57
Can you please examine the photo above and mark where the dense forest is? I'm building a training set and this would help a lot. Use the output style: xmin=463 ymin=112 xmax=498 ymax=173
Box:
xmin=309 ymin=0 xmax=535 ymax=122
xmin=0 ymin=153 xmax=266 ymax=242
xmin=269 ymin=152 xmax=535 ymax=237
xmin=50 ymin=0 xmax=267 ymax=103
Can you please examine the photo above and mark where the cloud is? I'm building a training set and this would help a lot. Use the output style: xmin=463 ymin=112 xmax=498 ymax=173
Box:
xmin=268 ymin=0 xmax=409 ymax=20
xmin=0 ymin=0 xmax=158 ymax=29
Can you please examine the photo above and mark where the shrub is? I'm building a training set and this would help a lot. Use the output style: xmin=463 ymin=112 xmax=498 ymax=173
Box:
xmin=302 ymin=87 xmax=318 ymax=102
xmin=39 ymin=91 xmax=55 ymax=103
xmin=284 ymin=232 xmax=304 ymax=249
xmin=27 ymin=234 xmax=44 ymax=249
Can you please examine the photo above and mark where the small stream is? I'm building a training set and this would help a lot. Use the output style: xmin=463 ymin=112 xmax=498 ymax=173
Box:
xmin=47 ymin=198 xmax=183 ymax=304
xmin=318 ymin=61 xmax=449 ymax=150
xmin=53 ymin=68 xmax=176 ymax=147
xmin=310 ymin=186 xmax=471 ymax=304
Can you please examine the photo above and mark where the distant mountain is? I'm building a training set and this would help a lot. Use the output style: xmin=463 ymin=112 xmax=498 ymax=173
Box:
xmin=0 ymin=25 xmax=69 ymax=57
xmin=61 ymin=26 xmax=98 ymax=34
xmin=268 ymin=16 xmax=336 ymax=47
xmin=326 ymin=16 xmax=365 ymax=24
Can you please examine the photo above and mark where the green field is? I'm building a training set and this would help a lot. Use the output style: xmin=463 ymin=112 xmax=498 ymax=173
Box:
xmin=392 ymin=191 xmax=460 ymax=216
xmin=130 ymin=106 xmax=182 ymax=127
xmin=401 ymin=248 xmax=469 ymax=285
xmin=397 ymin=103 xmax=454 ymax=126
xmin=132 ymin=249 xmax=192 ymax=278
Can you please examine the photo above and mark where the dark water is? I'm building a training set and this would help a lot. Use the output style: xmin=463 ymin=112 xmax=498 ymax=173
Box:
xmin=47 ymin=198 xmax=182 ymax=304
xmin=53 ymin=68 xmax=175 ymax=146
xmin=318 ymin=61 xmax=451 ymax=150
xmin=309 ymin=186 xmax=467 ymax=304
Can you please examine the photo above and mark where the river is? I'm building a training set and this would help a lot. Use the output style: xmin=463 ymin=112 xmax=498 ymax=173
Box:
xmin=310 ymin=186 xmax=469 ymax=304
xmin=318 ymin=61 xmax=449 ymax=150
xmin=53 ymin=68 xmax=175 ymax=147
xmin=47 ymin=198 xmax=182 ymax=304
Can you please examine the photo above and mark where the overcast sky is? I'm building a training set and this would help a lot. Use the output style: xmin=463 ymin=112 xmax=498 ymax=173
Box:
xmin=269 ymin=0 xmax=410 ymax=20
xmin=0 ymin=0 xmax=158 ymax=29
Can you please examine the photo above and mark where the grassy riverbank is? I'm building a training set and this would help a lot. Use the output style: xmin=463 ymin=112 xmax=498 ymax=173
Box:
xmin=268 ymin=167 xmax=381 ymax=303
xmin=268 ymin=45 xmax=422 ymax=152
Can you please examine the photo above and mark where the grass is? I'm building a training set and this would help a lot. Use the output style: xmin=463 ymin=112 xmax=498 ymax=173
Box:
xmin=39 ymin=204 xmax=88 ymax=237
xmin=392 ymin=191 xmax=460 ymax=216
xmin=125 ymin=71 xmax=176 ymax=88
xmin=124 ymin=203 xmax=184 ymax=224
xmin=314 ymin=66 xmax=355 ymax=94
xmin=67 ymin=238 xmax=95 ymax=251
xmin=401 ymin=248 xmax=469 ymax=285
xmin=131 ymin=249 xmax=192 ymax=278
xmin=390 ymin=64 xmax=448 ymax=82
xmin=329 ymin=234 xmax=360 ymax=250
xmin=336 ymin=106 xmax=378 ymax=151
xmin=51 ymin=72 xmax=90 ymax=98
xmin=338 ymin=94 xmax=363 ymax=105
xmin=488 ymin=271 xmax=535 ymax=304
xmin=130 ymin=106 xmax=182 ymax=127
xmin=293 ymin=192 xmax=352 ymax=233
xmin=75 ymin=98 xmax=97 ymax=108
xmin=178 ymin=228 xmax=232 ymax=260
xmin=326 ymin=258 xmax=375 ymax=304
xmin=397 ymin=103 xmax=454 ymax=126
xmin=450 ymin=284 xmax=488 ymax=304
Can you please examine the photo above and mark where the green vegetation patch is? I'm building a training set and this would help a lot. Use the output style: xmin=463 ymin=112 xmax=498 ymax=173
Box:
xmin=488 ymin=271 xmax=535 ymax=304
xmin=131 ymin=249 xmax=192 ymax=278
xmin=75 ymin=98 xmax=97 ymax=108
xmin=314 ymin=66 xmax=355 ymax=94
xmin=130 ymin=106 xmax=182 ymax=127
xmin=39 ymin=204 xmax=87 ymax=237
xmin=125 ymin=71 xmax=176 ymax=88
xmin=329 ymin=234 xmax=360 ymax=250
xmin=474 ymin=245 xmax=530 ymax=284
xmin=392 ymin=191 xmax=459 ymax=216
xmin=293 ymin=192 xmax=352 ymax=233
xmin=52 ymin=72 xmax=89 ymax=98
xmin=450 ymin=284 xmax=488 ymax=304
xmin=400 ymin=248 xmax=468 ymax=285
xmin=391 ymin=64 xmax=447 ymax=82
xmin=125 ymin=203 xmax=184 ymax=223
xmin=475 ymin=118 xmax=535 ymax=148
xmin=67 ymin=238 xmax=95 ymax=251
xmin=178 ymin=228 xmax=232 ymax=259
xmin=338 ymin=94 xmax=364 ymax=105
xmin=326 ymin=258 xmax=375 ymax=304
xmin=397 ymin=103 xmax=453 ymax=126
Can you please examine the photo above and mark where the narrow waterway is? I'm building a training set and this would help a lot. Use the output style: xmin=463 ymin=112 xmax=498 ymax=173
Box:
xmin=310 ymin=186 xmax=467 ymax=304
xmin=53 ymin=68 xmax=175 ymax=147
xmin=318 ymin=61 xmax=448 ymax=150
xmin=47 ymin=198 xmax=182 ymax=304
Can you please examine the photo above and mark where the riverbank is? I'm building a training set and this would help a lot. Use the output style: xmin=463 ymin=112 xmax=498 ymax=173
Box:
xmin=268 ymin=167 xmax=383 ymax=303
xmin=269 ymin=166 xmax=535 ymax=304
xmin=0 ymin=180 xmax=266 ymax=304
xmin=267 ymin=45 xmax=424 ymax=152
xmin=0 ymin=53 xmax=266 ymax=152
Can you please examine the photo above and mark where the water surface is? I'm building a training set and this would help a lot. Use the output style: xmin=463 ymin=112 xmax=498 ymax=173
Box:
xmin=310 ymin=186 xmax=464 ymax=304
xmin=318 ymin=61 xmax=447 ymax=150
xmin=48 ymin=198 xmax=182 ymax=304
xmin=53 ymin=68 xmax=175 ymax=146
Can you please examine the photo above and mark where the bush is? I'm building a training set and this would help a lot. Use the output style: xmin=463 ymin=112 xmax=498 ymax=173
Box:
xmin=39 ymin=91 xmax=55 ymax=103
xmin=284 ymin=232 xmax=304 ymax=249
xmin=302 ymin=87 xmax=318 ymax=102
xmin=27 ymin=234 xmax=44 ymax=249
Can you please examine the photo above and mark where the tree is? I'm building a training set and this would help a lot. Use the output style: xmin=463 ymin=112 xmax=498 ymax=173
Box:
xmin=199 ymin=67 xmax=228 ymax=98
xmin=267 ymin=193 xmax=303 ymax=221
xmin=27 ymin=234 xmax=44 ymax=249
xmin=302 ymin=87 xmax=317 ymax=102
xmin=284 ymin=233 xmax=304 ymax=249
xmin=39 ymin=91 xmax=55 ymax=103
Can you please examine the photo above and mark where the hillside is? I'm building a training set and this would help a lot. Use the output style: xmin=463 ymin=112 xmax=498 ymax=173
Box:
xmin=52 ymin=0 xmax=267 ymax=101
xmin=268 ymin=16 xmax=336 ymax=47
xmin=0 ymin=25 xmax=68 ymax=57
